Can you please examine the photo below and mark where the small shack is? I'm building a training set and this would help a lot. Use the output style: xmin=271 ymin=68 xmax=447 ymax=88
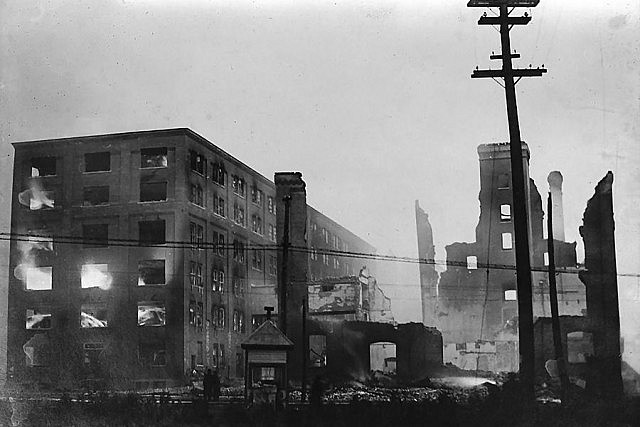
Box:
xmin=241 ymin=308 xmax=294 ymax=409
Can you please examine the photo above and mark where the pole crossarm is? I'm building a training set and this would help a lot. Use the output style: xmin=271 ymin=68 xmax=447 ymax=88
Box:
xmin=490 ymin=53 xmax=520 ymax=60
xmin=471 ymin=68 xmax=547 ymax=78
xmin=467 ymin=0 xmax=539 ymax=6
xmin=478 ymin=16 xmax=531 ymax=25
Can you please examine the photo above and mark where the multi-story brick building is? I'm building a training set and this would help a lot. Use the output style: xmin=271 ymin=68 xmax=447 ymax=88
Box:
xmin=6 ymin=128 xmax=375 ymax=390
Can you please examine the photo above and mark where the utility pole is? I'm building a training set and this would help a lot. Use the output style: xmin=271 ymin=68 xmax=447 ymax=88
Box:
xmin=301 ymin=298 xmax=308 ymax=402
xmin=468 ymin=0 xmax=546 ymax=400
xmin=279 ymin=195 xmax=292 ymax=335
xmin=547 ymin=193 xmax=569 ymax=403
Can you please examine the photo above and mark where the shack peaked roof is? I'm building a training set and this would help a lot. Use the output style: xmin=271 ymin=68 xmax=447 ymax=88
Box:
xmin=241 ymin=320 xmax=294 ymax=350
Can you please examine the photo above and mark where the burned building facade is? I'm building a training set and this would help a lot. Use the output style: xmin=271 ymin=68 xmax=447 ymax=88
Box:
xmin=7 ymin=129 xmax=375 ymax=390
xmin=276 ymin=173 xmax=443 ymax=383
xmin=415 ymin=201 xmax=439 ymax=328
xmin=533 ymin=172 xmax=623 ymax=397
xmin=419 ymin=142 xmax=586 ymax=372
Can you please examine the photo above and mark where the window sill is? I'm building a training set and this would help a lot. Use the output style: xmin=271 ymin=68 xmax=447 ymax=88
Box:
xmin=81 ymin=203 xmax=110 ymax=208
xmin=83 ymin=170 xmax=112 ymax=175
xmin=140 ymin=166 xmax=167 ymax=170
xmin=138 ymin=200 xmax=168 ymax=204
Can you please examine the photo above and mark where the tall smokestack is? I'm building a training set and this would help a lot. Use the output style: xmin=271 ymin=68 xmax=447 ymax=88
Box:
xmin=547 ymin=171 xmax=565 ymax=241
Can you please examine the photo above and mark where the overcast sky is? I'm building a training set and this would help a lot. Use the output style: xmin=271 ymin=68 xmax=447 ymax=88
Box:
xmin=1 ymin=0 xmax=639 ymax=370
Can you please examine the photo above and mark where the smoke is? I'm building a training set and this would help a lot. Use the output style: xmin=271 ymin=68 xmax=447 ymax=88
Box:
xmin=81 ymin=264 xmax=112 ymax=290
xmin=18 ymin=179 xmax=55 ymax=210
xmin=13 ymin=229 xmax=54 ymax=289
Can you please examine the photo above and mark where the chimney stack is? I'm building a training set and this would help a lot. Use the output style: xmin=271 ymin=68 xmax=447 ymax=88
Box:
xmin=547 ymin=171 xmax=565 ymax=241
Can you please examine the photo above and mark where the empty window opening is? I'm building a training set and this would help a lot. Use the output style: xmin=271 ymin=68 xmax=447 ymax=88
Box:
xmin=31 ymin=157 xmax=57 ymax=177
xmin=152 ymin=349 xmax=167 ymax=367
xmin=140 ymin=181 xmax=167 ymax=202
xmin=81 ymin=304 xmax=108 ymax=328
xmin=504 ymin=289 xmax=517 ymax=301
xmin=138 ymin=342 xmax=166 ymax=367
xmin=190 ymin=150 xmax=205 ymax=174
xmin=212 ymin=268 xmax=225 ymax=292
xmin=84 ymin=152 xmax=111 ymax=172
xmin=500 ymin=204 xmax=511 ymax=221
xmin=83 ymin=342 xmax=105 ymax=372
xmin=212 ymin=162 xmax=225 ymax=186
xmin=567 ymin=331 xmax=594 ymax=364
xmin=214 ymin=195 xmax=226 ymax=217
xmin=83 ymin=224 xmax=109 ymax=248
xmin=24 ymin=335 xmax=50 ymax=367
xmin=197 ymin=341 xmax=204 ymax=366
xmin=369 ymin=342 xmax=396 ymax=375
xmin=141 ymin=147 xmax=168 ymax=168
xmin=189 ymin=262 xmax=203 ymax=290
xmin=81 ymin=264 xmax=112 ymax=290
xmin=466 ymin=256 xmax=478 ymax=270
xmin=236 ymin=352 xmax=244 ymax=378
xmin=138 ymin=260 xmax=165 ymax=286
xmin=138 ymin=302 xmax=166 ymax=327
xmin=83 ymin=186 xmax=109 ymax=206
xmin=497 ymin=173 xmax=510 ymax=189
xmin=25 ymin=266 xmax=52 ymax=290
xmin=501 ymin=232 xmax=513 ymax=250
xmin=214 ymin=306 xmax=226 ymax=329
xmin=309 ymin=335 xmax=327 ymax=367
xmin=139 ymin=220 xmax=166 ymax=245
xmin=190 ymin=184 xmax=203 ymax=207
xmin=26 ymin=308 xmax=52 ymax=330
xmin=213 ymin=343 xmax=225 ymax=368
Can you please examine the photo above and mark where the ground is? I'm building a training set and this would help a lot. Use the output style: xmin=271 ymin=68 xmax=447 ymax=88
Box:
xmin=1 ymin=378 xmax=638 ymax=426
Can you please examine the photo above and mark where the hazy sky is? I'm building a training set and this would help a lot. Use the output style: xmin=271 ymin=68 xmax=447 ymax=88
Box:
xmin=1 ymin=0 xmax=639 ymax=369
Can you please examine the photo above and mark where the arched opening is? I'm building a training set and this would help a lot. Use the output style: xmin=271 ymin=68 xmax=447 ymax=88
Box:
xmin=369 ymin=342 xmax=396 ymax=375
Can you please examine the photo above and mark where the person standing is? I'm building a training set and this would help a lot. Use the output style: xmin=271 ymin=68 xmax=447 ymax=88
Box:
xmin=212 ymin=369 xmax=221 ymax=401
xmin=203 ymin=369 xmax=214 ymax=401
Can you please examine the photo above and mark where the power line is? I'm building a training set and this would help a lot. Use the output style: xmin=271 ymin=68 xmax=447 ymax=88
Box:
xmin=2 ymin=231 xmax=639 ymax=278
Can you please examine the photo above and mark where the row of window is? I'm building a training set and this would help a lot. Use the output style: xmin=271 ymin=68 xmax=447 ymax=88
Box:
xmin=309 ymin=247 xmax=353 ymax=275
xmin=189 ymin=150 xmax=275 ymax=217
xmin=31 ymin=149 xmax=169 ymax=178
xmin=22 ymin=259 xmax=262 ymax=292
xmin=26 ymin=302 xmax=167 ymax=330
xmin=23 ymin=180 xmax=169 ymax=211
xmin=25 ymin=340 xmax=235 ymax=370
xmin=311 ymin=224 xmax=350 ymax=252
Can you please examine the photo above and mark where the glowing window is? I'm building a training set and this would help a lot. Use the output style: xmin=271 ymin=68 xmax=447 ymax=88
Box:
xmin=501 ymin=232 xmax=513 ymax=250
xmin=466 ymin=256 xmax=478 ymax=270
xmin=81 ymin=264 xmax=112 ymax=289
xmin=25 ymin=266 xmax=52 ymax=290
xmin=544 ymin=252 xmax=549 ymax=266
xmin=500 ymin=204 xmax=511 ymax=221
xmin=504 ymin=290 xmax=517 ymax=301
